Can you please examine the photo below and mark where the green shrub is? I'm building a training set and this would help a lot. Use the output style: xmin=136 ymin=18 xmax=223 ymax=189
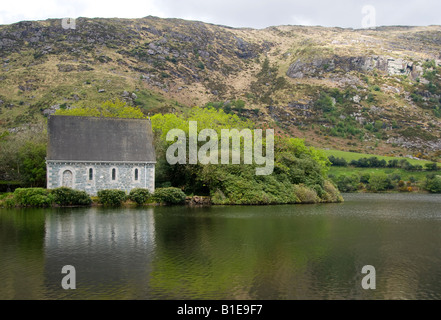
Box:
xmin=128 ymin=188 xmax=151 ymax=205
xmin=368 ymin=173 xmax=393 ymax=192
xmin=153 ymin=187 xmax=186 ymax=205
xmin=315 ymin=92 xmax=335 ymax=112
xmin=51 ymin=187 xmax=92 ymax=206
xmin=5 ymin=198 xmax=16 ymax=208
xmin=335 ymin=174 xmax=359 ymax=192
xmin=97 ymin=189 xmax=127 ymax=206
xmin=211 ymin=189 xmax=229 ymax=205
xmin=321 ymin=180 xmax=344 ymax=203
xmin=13 ymin=188 xmax=53 ymax=207
xmin=0 ymin=192 xmax=12 ymax=201
xmin=293 ymin=185 xmax=319 ymax=204
xmin=426 ymin=176 xmax=441 ymax=193
xmin=28 ymin=194 xmax=53 ymax=207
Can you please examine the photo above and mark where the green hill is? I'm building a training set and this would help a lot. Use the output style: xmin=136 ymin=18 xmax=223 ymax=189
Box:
xmin=0 ymin=17 xmax=441 ymax=161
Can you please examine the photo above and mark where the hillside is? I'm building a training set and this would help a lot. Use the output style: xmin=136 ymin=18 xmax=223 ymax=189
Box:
xmin=1 ymin=17 xmax=441 ymax=160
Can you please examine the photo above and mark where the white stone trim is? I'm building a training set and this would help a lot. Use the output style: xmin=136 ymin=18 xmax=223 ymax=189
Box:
xmin=46 ymin=160 xmax=156 ymax=164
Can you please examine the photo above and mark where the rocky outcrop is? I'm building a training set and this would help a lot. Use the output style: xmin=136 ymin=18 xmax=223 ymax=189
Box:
xmin=186 ymin=196 xmax=212 ymax=205
xmin=286 ymin=55 xmax=422 ymax=79
xmin=387 ymin=137 xmax=441 ymax=151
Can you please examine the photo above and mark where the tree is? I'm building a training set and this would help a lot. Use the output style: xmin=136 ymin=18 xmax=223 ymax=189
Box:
xmin=150 ymin=107 xmax=337 ymax=204
xmin=425 ymin=162 xmax=438 ymax=171
xmin=0 ymin=124 xmax=47 ymax=187
xmin=369 ymin=173 xmax=392 ymax=192
xmin=426 ymin=175 xmax=441 ymax=193
xmin=19 ymin=142 xmax=47 ymax=187
xmin=315 ymin=92 xmax=335 ymax=112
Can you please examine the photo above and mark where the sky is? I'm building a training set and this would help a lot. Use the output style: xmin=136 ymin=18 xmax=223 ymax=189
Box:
xmin=0 ymin=0 xmax=440 ymax=29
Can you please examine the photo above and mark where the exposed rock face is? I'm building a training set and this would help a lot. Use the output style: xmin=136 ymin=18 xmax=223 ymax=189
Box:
xmin=286 ymin=55 xmax=422 ymax=79
xmin=387 ymin=137 xmax=441 ymax=151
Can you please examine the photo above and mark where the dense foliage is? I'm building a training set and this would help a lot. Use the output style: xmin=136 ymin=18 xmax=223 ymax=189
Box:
xmin=328 ymin=154 xmax=441 ymax=193
xmin=128 ymin=188 xmax=152 ymax=205
xmin=151 ymin=107 xmax=341 ymax=204
xmin=9 ymin=188 xmax=54 ymax=208
xmin=426 ymin=175 xmax=441 ymax=193
xmin=97 ymin=189 xmax=127 ymax=206
xmin=0 ymin=125 xmax=47 ymax=187
xmin=51 ymin=187 xmax=92 ymax=206
xmin=153 ymin=187 xmax=187 ymax=205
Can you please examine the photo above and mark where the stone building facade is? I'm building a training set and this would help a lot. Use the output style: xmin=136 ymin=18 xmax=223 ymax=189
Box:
xmin=46 ymin=116 xmax=156 ymax=195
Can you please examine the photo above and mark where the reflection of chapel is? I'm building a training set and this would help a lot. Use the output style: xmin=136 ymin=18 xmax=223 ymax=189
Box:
xmin=46 ymin=115 xmax=156 ymax=195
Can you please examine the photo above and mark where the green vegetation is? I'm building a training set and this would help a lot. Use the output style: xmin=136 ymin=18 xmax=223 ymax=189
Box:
xmin=51 ymin=187 xmax=92 ymax=206
xmin=204 ymin=100 xmax=247 ymax=117
xmin=0 ymin=126 xmax=47 ymax=187
xmin=323 ymin=149 xmax=430 ymax=166
xmin=153 ymin=187 xmax=187 ymax=205
xmin=1 ymin=187 xmax=93 ymax=208
xmin=426 ymin=175 xmax=441 ymax=193
xmin=315 ymin=92 xmax=335 ymax=112
xmin=151 ymin=107 xmax=342 ymax=204
xmin=249 ymin=58 xmax=287 ymax=104
xmin=6 ymin=188 xmax=54 ymax=208
xmin=410 ymin=60 xmax=441 ymax=118
xmin=97 ymin=189 xmax=127 ymax=207
xmin=326 ymin=150 xmax=441 ymax=193
xmin=128 ymin=188 xmax=152 ymax=205
xmin=55 ymin=98 xmax=146 ymax=119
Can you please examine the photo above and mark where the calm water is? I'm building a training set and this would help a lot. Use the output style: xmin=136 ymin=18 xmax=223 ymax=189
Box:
xmin=1 ymin=193 xmax=441 ymax=300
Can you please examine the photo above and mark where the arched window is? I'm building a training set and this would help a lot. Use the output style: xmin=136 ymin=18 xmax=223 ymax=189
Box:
xmin=88 ymin=168 xmax=93 ymax=180
xmin=112 ymin=168 xmax=116 ymax=180
xmin=134 ymin=168 xmax=139 ymax=181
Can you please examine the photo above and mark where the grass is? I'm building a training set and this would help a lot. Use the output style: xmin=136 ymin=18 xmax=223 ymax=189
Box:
xmin=322 ymin=149 xmax=432 ymax=166
xmin=328 ymin=166 xmax=441 ymax=182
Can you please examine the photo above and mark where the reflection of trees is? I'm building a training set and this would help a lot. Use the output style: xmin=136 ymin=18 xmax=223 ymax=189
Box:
xmin=3 ymin=197 xmax=441 ymax=300
xmin=150 ymin=205 xmax=347 ymax=299
xmin=0 ymin=208 xmax=46 ymax=299
xmin=150 ymin=201 xmax=441 ymax=300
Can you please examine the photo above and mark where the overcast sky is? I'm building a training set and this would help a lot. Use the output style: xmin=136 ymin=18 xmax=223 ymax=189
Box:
xmin=0 ymin=0 xmax=440 ymax=29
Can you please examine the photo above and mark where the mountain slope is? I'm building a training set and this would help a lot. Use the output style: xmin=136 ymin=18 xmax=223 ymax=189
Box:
xmin=1 ymin=17 xmax=441 ymax=160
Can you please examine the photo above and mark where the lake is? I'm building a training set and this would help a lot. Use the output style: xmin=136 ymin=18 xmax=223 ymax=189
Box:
xmin=1 ymin=193 xmax=441 ymax=300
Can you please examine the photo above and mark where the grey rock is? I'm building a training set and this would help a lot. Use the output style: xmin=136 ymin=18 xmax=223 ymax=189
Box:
xmin=286 ymin=55 xmax=422 ymax=79
xmin=42 ymin=104 xmax=60 ymax=116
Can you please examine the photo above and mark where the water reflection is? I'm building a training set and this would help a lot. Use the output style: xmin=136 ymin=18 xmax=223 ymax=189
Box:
xmin=1 ymin=194 xmax=441 ymax=299
xmin=43 ymin=207 xmax=156 ymax=299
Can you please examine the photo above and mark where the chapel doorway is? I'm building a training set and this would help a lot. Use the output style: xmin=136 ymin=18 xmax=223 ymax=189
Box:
xmin=62 ymin=170 xmax=73 ymax=188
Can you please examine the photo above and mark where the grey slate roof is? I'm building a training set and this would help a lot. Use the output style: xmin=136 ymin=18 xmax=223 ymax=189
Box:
xmin=47 ymin=116 xmax=156 ymax=162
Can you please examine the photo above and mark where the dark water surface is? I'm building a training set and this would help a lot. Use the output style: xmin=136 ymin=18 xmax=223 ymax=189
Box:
xmin=1 ymin=193 xmax=441 ymax=300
